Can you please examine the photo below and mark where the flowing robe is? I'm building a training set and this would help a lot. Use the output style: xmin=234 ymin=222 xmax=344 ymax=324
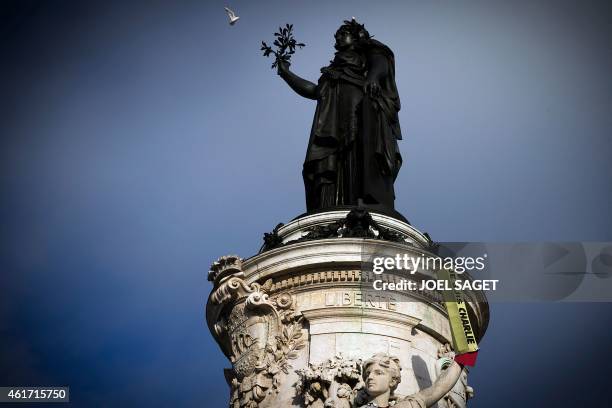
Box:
xmin=303 ymin=40 xmax=403 ymax=213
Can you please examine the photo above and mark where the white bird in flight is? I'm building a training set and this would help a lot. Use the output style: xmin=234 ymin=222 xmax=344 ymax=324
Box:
xmin=224 ymin=6 xmax=240 ymax=25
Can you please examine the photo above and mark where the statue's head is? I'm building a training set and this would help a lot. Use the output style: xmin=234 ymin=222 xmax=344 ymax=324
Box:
xmin=334 ymin=18 xmax=370 ymax=50
xmin=337 ymin=383 xmax=352 ymax=398
xmin=362 ymin=353 xmax=401 ymax=398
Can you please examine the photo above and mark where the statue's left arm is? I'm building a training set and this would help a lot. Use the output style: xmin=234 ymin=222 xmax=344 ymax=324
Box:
xmin=396 ymin=361 xmax=462 ymax=408
xmin=363 ymin=50 xmax=389 ymax=97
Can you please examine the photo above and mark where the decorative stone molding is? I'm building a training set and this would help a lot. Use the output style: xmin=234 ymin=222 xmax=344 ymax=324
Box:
xmin=208 ymin=254 xmax=244 ymax=285
xmin=267 ymin=270 xmax=447 ymax=315
xmin=207 ymin=256 xmax=307 ymax=407
xmin=260 ymin=209 xmax=420 ymax=253
xmin=268 ymin=270 xmax=363 ymax=292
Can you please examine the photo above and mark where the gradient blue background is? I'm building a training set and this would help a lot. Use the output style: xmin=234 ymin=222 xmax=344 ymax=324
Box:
xmin=1 ymin=0 xmax=611 ymax=406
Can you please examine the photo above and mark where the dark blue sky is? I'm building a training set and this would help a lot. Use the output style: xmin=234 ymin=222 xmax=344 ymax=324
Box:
xmin=1 ymin=1 xmax=611 ymax=406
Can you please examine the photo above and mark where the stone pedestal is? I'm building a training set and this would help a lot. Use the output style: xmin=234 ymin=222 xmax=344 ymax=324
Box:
xmin=206 ymin=210 xmax=488 ymax=408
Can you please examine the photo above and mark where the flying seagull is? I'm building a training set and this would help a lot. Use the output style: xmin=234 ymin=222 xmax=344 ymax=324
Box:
xmin=224 ymin=6 xmax=239 ymax=25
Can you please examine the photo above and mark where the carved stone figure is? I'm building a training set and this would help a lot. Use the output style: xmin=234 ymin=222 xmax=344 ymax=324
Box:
xmin=354 ymin=354 xmax=411 ymax=408
xmin=436 ymin=345 xmax=473 ymax=408
xmin=277 ymin=19 xmax=402 ymax=214
xmin=357 ymin=353 xmax=463 ymax=408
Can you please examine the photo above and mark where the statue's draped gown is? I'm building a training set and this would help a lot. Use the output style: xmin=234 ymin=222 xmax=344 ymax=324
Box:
xmin=303 ymin=40 xmax=403 ymax=213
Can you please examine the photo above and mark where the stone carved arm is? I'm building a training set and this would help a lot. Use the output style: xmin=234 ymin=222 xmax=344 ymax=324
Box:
xmin=397 ymin=361 xmax=462 ymax=408
xmin=277 ymin=61 xmax=319 ymax=100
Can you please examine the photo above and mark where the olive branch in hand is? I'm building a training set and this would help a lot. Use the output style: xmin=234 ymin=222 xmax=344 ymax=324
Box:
xmin=261 ymin=24 xmax=305 ymax=69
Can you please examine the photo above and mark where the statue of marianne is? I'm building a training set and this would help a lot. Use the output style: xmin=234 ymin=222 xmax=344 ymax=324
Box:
xmin=277 ymin=19 xmax=403 ymax=214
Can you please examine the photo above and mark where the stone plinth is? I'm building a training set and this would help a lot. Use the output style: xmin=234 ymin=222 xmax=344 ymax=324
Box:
xmin=206 ymin=210 xmax=488 ymax=408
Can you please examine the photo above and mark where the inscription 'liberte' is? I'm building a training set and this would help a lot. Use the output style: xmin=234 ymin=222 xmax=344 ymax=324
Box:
xmin=298 ymin=291 xmax=398 ymax=311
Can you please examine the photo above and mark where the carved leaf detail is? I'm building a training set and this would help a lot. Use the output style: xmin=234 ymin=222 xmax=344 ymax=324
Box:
xmin=227 ymin=293 xmax=305 ymax=406
xmin=261 ymin=279 xmax=273 ymax=292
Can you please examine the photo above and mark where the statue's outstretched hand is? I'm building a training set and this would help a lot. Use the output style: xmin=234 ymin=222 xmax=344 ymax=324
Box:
xmin=364 ymin=80 xmax=382 ymax=98
xmin=277 ymin=60 xmax=291 ymax=76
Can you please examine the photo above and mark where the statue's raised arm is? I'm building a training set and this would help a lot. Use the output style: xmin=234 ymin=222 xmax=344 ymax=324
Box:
xmin=398 ymin=360 xmax=463 ymax=408
xmin=277 ymin=61 xmax=318 ymax=100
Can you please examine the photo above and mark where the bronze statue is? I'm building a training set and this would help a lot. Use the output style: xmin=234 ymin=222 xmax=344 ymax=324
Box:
xmin=275 ymin=19 xmax=403 ymax=215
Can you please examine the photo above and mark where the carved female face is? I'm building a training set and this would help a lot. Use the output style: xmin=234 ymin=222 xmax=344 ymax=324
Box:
xmin=364 ymin=362 xmax=395 ymax=397
xmin=334 ymin=29 xmax=355 ymax=50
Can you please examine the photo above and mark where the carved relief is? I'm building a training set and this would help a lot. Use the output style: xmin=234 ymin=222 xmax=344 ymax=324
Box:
xmin=208 ymin=256 xmax=306 ymax=407
xmin=208 ymin=255 xmax=244 ymax=285
xmin=296 ymin=354 xmax=364 ymax=408
xmin=295 ymin=351 xmax=466 ymax=408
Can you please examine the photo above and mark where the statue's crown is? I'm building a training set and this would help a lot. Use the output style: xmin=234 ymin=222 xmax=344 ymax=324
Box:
xmin=340 ymin=17 xmax=371 ymax=41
